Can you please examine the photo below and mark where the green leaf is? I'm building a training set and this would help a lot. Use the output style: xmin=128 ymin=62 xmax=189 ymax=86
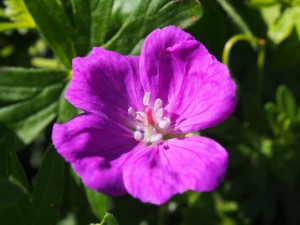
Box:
xmin=99 ymin=213 xmax=119 ymax=225
xmin=276 ymin=85 xmax=297 ymax=119
xmin=248 ymin=0 xmax=278 ymax=7
xmin=23 ymin=0 xmax=76 ymax=68
xmin=85 ymin=187 xmax=107 ymax=220
xmin=31 ymin=146 xmax=65 ymax=225
xmin=260 ymin=4 xmax=281 ymax=27
xmin=0 ymin=22 xmax=25 ymax=32
xmin=0 ymin=133 xmax=29 ymax=209
xmin=70 ymin=0 xmax=91 ymax=55
xmin=264 ymin=102 xmax=279 ymax=135
xmin=0 ymin=180 xmax=24 ymax=210
xmin=241 ymin=93 xmax=270 ymax=135
xmin=90 ymin=0 xmax=114 ymax=47
xmin=57 ymin=89 xmax=78 ymax=123
xmin=103 ymin=0 xmax=202 ymax=54
xmin=0 ymin=68 xmax=68 ymax=144
xmin=268 ymin=8 xmax=294 ymax=44
xmin=3 ymin=0 xmax=35 ymax=29
xmin=216 ymin=0 xmax=254 ymax=37
xmin=0 ymin=134 xmax=29 ymax=192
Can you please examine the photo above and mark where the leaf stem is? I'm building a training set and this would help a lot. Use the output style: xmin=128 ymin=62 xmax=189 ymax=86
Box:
xmin=222 ymin=34 xmax=266 ymax=104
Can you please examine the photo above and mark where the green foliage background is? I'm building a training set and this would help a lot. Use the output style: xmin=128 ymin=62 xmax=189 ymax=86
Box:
xmin=1 ymin=0 xmax=300 ymax=224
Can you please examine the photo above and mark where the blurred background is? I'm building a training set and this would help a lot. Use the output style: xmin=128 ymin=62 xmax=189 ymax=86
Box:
xmin=1 ymin=0 xmax=300 ymax=224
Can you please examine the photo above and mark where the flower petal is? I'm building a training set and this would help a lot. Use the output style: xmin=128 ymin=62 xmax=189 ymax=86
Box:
xmin=123 ymin=136 xmax=228 ymax=205
xmin=52 ymin=113 xmax=137 ymax=196
xmin=140 ymin=26 xmax=236 ymax=133
xmin=167 ymin=41 xmax=237 ymax=132
xmin=67 ymin=47 xmax=144 ymax=126
xmin=139 ymin=26 xmax=194 ymax=103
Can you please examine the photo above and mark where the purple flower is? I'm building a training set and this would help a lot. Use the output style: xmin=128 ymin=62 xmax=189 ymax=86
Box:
xmin=52 ymin=26 xmax=237 ymax=205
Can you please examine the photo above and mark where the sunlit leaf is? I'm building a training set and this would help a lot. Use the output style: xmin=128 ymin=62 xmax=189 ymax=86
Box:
xmin=2 ymin=0 xmax=35 ymax=30
xmin=23 ymin=0 xmax=76 ymax=68
xmin=103 ymin=0 xmax=202 ymax=54
xmin=0 ymin=68 xmax=68 ymax=144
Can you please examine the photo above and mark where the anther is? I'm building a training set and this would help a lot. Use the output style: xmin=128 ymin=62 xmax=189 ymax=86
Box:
xmin=134 ymin=131 xmax=144 ymax=141
xmin=143 ymin=92 xmax=151 ymax=106
xmin=158 ymin=118 xmax=171 ymax=130
xmin=148 ymin=133 xmax=163 ymax=143
xmin=154 ymin=99 xmax=163 ymax=111
xmin=128 ymin=107 xmax=136 ymax=118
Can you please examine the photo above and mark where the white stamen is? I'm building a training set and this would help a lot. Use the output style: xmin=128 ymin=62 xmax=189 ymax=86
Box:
xmin=155 ymin=108 xmax=164 ymax=120
xmin=134 ymin=131 xmax=144 ymax=141
xmin=136 ymin=112 xmax=146 ymax=122
xmin=143 ymin=92 xmax=151 ymax=106
xmin=158 ymin=118 xmax=171 ymax=130
xmin=148 ymin=133 xmax=163 ymax=143
xmin=154 ymin=99 xmax=163 ymax=111
xmin=136 ymin=125 xmax=143 ymax=131
xmin=128 ymin=107 xmax=136 ymax=118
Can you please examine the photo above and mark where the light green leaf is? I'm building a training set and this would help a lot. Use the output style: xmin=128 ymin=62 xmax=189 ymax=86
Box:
xmin=0 ymin=22 xmax=25 ymax=32
xmin=3 ymin=0 xmax=35 ymax=29
xmin=85 ymin=187 xmax=107 ymax=220
xmin=0 ymin=68 xmax=68 ymax=144
xmin=103 ymin=0 xmax=202 ymax=54
xmin=276 ymin=85 xmax=297 ymax=119
xmin=99 ymin=213 xmax=118 ymax=225
xmin=23 ymin=0 xmax=76 ymax=68
xmin=31 ymin=146 xmax=65 ymax=225
xmin=268 ymin=8 xmax=294 ymax=44
xmin=248 ymin=0 xmax=278 ymax=7
xmin=260 ymin=4 xmax=281 ymax=27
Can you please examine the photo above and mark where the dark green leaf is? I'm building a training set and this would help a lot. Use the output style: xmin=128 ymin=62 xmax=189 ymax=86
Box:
xmin=241 ymin=93 xmax=270 ymax=135
xmin=23 ymin=0 xmax=76 ymax=68
xmin=0 ymin=68 xmax=68 ymax=144
xmin=0 ymin=180 xmax=24 ymax=210
xmin=0 ymin=134 xmax=29 ymax=192
xmin=70 ymin=0 xmax=91 ymax=55
xmin=31 ymin=146 xmax=65 ymax=225
xmin=216 ymin=0 xmax=254 ymax=36
xmin=57 ymin=81 xmax=78 ymax=123
xmin=85 ymin=187 xmax=107 ymax=220
xmin=90 ymin=0 xmax=114 ymax=47
xmin=0 ymin=133 xmax=29 ymax=209
xmin=103 ymin=0 xmax=202 ymax=54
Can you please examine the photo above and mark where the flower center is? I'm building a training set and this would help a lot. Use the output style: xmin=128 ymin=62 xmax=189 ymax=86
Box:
xmin=128 ymin=92 xmax=171 ymax=145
